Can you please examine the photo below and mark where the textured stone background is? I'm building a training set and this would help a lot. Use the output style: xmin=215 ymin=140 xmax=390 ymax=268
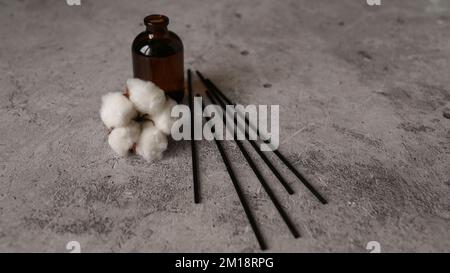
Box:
xmin=0 ymin=0 xmax=449 ymax=252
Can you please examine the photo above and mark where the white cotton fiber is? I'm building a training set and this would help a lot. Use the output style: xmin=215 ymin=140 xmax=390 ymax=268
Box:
xmin=100 ymin=92 xmax=137 ymax=129
xmin=152 ymin=98 xmax=177 ymax=135
xmin=100 ymin=79 xmax=175 ymax=162
xmin=136 ymin=121 xmax=168 ymax=162
xmin=127 ymin=78 xmax=166 ymax=116
xmin=108 ymin=121 xmax=141 ymax=156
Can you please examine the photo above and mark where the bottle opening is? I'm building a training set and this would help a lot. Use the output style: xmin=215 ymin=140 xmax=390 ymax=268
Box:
xmin=144 ymin=14 xmax=169 ymax=27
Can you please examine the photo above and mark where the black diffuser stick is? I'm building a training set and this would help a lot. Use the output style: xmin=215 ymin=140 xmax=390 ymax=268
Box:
xmin=207 ymin=85 xmax=294 ymax=195
xmin=187 ymin=69 xmax=200 ymax=203
xmin=197 ymin=71 xmax=327 ymax=204
xmin=199 ymin=98 xmax=267 ymax=250
xmin=206 ymin=91 xmax=300 ymax=238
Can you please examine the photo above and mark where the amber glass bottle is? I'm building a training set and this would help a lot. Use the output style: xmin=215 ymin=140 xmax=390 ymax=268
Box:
xmin=132 ymin=15 xmax=184 ymax=102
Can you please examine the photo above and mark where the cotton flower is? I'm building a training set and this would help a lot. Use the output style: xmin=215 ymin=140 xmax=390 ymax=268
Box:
xmin=101 ymin=79 xmax=178 ymax=162
xmin=152 ymin=98 xmax=177 ymax=135
xmin=108 ymin=121 xmax=141 ymax=156
xmin=136 ymin=121 xmax=168 ymax=161
xmin=127 ymin=78 xmax=166 ymax=116
xmin=100 ymin=92 xmax=137 ymax=129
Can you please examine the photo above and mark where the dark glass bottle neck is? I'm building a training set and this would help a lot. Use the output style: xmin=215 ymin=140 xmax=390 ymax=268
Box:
xmin=144 ymin=14 xmax=169 ymax=37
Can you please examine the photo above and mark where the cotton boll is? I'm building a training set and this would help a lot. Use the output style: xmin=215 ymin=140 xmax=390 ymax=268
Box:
xmin=100 ymin=92 xmax=137 ymax=129
xmin=136 ymin=121 xmax=168 ymax=162
xmin=108 ymin=121 xmax=141 ymax=156
xmin=127 ymin=78 xmax=166 ymax=116
xmin=152 ymin=98 xmax=177 ymax=135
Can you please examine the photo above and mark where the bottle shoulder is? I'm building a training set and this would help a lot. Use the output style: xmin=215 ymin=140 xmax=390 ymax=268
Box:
xmin=132 ymin=31 xmax=183 ymax=57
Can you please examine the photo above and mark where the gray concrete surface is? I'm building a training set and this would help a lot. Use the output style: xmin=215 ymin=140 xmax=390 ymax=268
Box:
xmin=0 ymin=0 xmax=449 ymax=252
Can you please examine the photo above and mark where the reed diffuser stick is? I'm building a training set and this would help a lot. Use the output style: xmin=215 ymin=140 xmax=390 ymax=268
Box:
xmin=187 ymin=69 xmax=200 ymax=203
xmin=199 ymin=95 xmax=267 ymax=250
xmin=206 ymin=91 xmax=300 ymax=238
xmin=197 ymin=71 xmax=327 ymax=204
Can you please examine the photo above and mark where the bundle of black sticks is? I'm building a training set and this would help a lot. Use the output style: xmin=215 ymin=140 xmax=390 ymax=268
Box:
xmin=187 ymin=69 xmax=327 ymax=250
